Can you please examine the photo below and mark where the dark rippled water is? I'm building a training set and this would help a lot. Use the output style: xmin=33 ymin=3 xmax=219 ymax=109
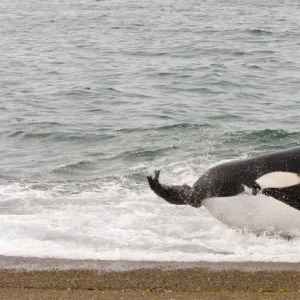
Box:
xmin=1 ymin=0 xmax=300 ymax=261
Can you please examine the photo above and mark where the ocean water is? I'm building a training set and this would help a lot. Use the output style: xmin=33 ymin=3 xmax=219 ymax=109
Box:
xmin=1 ymin=0 xmax=300 ymax=262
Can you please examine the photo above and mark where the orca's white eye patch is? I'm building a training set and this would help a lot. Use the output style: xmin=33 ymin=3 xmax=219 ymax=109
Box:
xmin=256 ymin=172 xmax=300 ymax=189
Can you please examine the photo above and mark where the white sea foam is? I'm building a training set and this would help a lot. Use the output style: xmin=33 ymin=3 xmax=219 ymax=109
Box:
xmin=1 ymin=163 xmax=300 ymax=263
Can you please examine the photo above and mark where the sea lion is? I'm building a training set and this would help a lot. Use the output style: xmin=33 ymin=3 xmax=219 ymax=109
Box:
xmin=147 ymin=147 xmax=300 ymax=211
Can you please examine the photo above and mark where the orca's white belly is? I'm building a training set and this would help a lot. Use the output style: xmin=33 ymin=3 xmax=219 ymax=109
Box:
xmin=202 ymin=194 xmax=300 ymax=234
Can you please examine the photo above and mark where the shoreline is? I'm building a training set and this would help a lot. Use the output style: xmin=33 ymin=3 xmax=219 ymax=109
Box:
xmin=1 ymin=255 xmax=300 ymax=271
xmin=1 ymin=256 xmax=300 ymax=299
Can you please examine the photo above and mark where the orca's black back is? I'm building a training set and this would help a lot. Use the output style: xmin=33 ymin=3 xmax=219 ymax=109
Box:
xmin=192 ymin=147 xmax=300 ymax=210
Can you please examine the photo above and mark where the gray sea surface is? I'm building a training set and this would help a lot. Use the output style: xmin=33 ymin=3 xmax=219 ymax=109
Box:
xmin=1 ymin=0 xmax=300 ymax=261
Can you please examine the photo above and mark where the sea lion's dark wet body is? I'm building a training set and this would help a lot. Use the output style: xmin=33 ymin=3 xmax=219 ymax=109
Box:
xmin=147 ymin=147 xmax=300 ymax=211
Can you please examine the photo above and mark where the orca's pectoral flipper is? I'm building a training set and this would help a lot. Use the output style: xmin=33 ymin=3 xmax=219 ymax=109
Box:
xmin=147 ymin=170 xmax=192 ymax=205
xmin=262 ymin=187 xmax=300 ymax=211
xmin=252 ymin=172 xmax=300 ymax=210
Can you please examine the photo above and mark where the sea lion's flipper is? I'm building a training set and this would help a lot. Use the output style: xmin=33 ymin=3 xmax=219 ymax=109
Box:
xmin=147 ymin=170 xmax=193 ymax=205
xmin=256 ymin=172 xmax=300 ymax=190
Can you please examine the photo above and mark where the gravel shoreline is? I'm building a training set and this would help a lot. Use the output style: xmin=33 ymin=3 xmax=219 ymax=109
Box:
xmin=0 ymin=257 xmax=299 ymax=299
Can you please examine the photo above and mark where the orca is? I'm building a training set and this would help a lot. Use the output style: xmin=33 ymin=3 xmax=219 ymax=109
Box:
xmin=147 ymin=147 xmax=300 ymax=211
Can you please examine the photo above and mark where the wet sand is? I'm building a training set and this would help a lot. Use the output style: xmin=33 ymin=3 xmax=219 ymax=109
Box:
xmin=0 ymin=256 xmax=300 ymax=299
